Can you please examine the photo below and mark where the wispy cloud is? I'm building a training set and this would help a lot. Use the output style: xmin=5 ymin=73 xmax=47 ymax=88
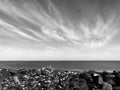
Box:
xmin=0 ymin=0 xmax=118 ymax=48
xmin=0 ymin=0 xmax=119 ymax=60
xmin=80 ymin=15 xmax=118 ymax=48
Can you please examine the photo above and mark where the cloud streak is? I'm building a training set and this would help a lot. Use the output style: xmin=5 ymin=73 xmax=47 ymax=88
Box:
xmin=0 ymin=0 xmax=120 ymax=60
xmin=0 ymin=0 xmax=119 ymax=48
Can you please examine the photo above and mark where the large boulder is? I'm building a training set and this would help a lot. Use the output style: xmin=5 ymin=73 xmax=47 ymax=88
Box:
xmin=102 ymin=82 xmax=112 ymax=90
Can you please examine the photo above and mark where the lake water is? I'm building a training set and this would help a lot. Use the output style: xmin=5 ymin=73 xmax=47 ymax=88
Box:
xmin=0 ymin=61 xmax=119 ymax=71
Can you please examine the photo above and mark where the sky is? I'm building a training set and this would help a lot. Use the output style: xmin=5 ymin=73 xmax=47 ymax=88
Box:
xmin=0 ymin=0 xmax=120 ymax=60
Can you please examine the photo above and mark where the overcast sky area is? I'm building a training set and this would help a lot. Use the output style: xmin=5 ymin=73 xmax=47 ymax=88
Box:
xmin=0 ymin=0 xmax=120 ymax=60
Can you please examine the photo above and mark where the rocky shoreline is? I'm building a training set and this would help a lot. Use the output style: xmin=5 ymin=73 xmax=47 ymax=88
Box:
xmin=0 ymin=66 xmax=119 ymax=90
